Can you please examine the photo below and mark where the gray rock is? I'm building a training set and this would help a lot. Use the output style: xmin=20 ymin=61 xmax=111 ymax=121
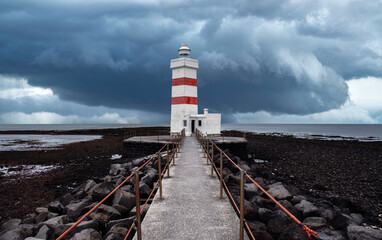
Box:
xmin=303 ymin=217 xmax=327 ymax=229
xmin=18 ymin=224 xmax=35 ymax=238
xmin=89 ymin=204 xmax=121 ymax=221
xmin=120 ymin=185 xmax=132 ymax=192
xmin=258 ymin=208 xmax=277 ymax=223
xmin=253 ymin=230 xmax=274 ymax=240
xmin=35 ymin=207 xmax=48 ymax=214
xmin=278 ymin=224 xmax=310 ymax=240
xmin=317 ymin=228 xmax=346 ymax=240
xmin=138 ymin=182 xmax=152 ymax=197
xmin=267 ymin=215 xmax=294 ymax=239
xmin=91 ymin=182 xmax=114 ymax=201
xmin=295 ymin=200 xmax=319 ymax=217
xmin=54 ymin=220 xmax=99 ymax=238
xmin=112 ymin=190 xmax=136 ymax=212
xmin=267 ymin=182 xmax=292 ymax=200
xmin=250 ymin=196 xmax=274 ymax=209
xmin=291 ymin=195 xmax=306 ymax=205
xmin=34 ymin=212 xmax=48 ymax=224
xmin=65 ymin=196 xmax=93 ymax=219
xmin=349 ymin=213 xmax=364 ymax=226
xmin=84 ymin=180 xmax=97 ymax=192
xmin=48 ymin=201 xmax=64 ymax=214
xmin=104 ymin=225 xmax=128 ymax=239
xmin=331 ymin=213 xmax=349 ymax=229
xmin=35 ymin=225 xmax=53 ymax=239
xmin=70 ymin=228 xmax=102 ymax=240
xmin=60 ymin=193 xmax=75 ymax=206
xmin=107 ymin=217 xmax=135 ymax=231
xmin=1 ymin=218 xmax=21 ymax=231
xmin=41 ymin=215 xmax=70 ymax=227
xmin=109 ymin=164 xmax=123 ymax=176
xmin=140 ymin=168 xmax=158 ymax=187
xmin=0 ymin=229 xmax=24 ymax=240
xmin=113 ymin=205 xmax=129 ymax=216
xmin=74 ymin=190 xmax=87 ymax=200
xmin=244 ymin=220 xmax=267 ymax=232
xmin=25 ymin=238 xmax=44 ymax=240
xmin=347 ymin=225 xmax=382 ymax=240
xmin=130 ymin=204 xmax=149 ymax=217
xmin=244 ymin=183 xmax=258 ymax=200
xmin=239 ymin=163 xmax=250 ymax=172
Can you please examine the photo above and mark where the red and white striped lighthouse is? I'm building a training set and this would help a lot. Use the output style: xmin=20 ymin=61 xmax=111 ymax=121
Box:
xmin=170 ymin=43 xmax=221 ymax=136
xmin=170 ymin=43 xmax=199 ymax=134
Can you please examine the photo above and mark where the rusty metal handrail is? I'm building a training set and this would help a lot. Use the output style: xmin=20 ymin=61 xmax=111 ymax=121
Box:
xmin=57 ymin=129 xmax=186 ymax=240
xmin=196 ymin=129 xmax=322 ymax=240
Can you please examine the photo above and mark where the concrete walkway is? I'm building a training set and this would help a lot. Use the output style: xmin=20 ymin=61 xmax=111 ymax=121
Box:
xmin=136 ymin=136 xmax=248 ymax=240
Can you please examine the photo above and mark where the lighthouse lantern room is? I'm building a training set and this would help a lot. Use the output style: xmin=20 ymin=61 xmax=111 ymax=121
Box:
xmin=170 ymin=43 xmax=221 ymax=136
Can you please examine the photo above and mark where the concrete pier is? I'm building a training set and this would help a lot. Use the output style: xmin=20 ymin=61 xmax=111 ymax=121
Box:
xmin=135 ymin=136 xmax=248 ymax=240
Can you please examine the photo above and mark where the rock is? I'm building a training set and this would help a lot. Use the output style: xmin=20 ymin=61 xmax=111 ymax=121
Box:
xmin=104 ymin=233 xmax=124 ymax=240
xmin=34 ymin=212 xmax=48 ymax=224
xmin=130 ymin=204 xmax=149 ymax=217
xmin=89 ymin=204 xmax=121 ymax=221
xmin=278 ymin=224 xmax=310 ymax=240
xmin=239 ymin=163 xmax=251 ymax=172
xmin=303 ymin=217 xmax=327 ymax=229
xmin=295 ymin=200 xmax=319 ymax=217
xmin=74 ymin=190 xmax=87 ymax=200
xmin=112 ymin=190 xmax=136 ymax=212
xmin=330 ymin=213 xmax=349 ymax=229
xmin=347 ymin=225 xmax=382 ymax=240
xmin=107 ymin=217 xmax=135 ymax=231
xmin=278 ymin=200 xmax=301 ymax=219
xmin=1 ymin=218 xmax=21 ymax=231
xmin=349 ymin=213 xmax=364 ymax=226
xmin=35 ymin=225 xmax=54 ymax=239
xmin=0 ymin=229 xmax=24 ymax=240
xmin=138 ymin=182 xmax=152 ymax=197
xmin=25 ymin=238 xmax=44 ymax=240
xmin=140 ymin=168 xmax=158 ymax=187
xmin=70 ymin=228 xmax=102 ymax=240
xmin=60 ymin=193 xmax=75 ymax=206
xmin=267 ymin=182 xmax=292 ymax=200
xmin=91 ymin=182 xmax=115 ymax=201
xmin=53 ymin=219 xmax=99 ymax=238
xmin=35 ymin=207 xmax=48 ymax=214
xmin=291 ymin=195 xmax=306 ymax=205
xmin=18 ymin=224 xmax=35 ymax=238
xmin=319 ymin=208 xmax=335 ymax=222
xmin=120 ymin=185 xmax=132 ymax=192
xmin=113 ymin=205 xmax=129 ymax=216
xmin=84 ymin=180 xmax=97 ymax=192
xmin=253 ymin=230 xmax=274 ymax=240
xmin=244 ymin=183 xmax=259 ymax=200
xmin=41 ymin=215 xmax=70 ymax=227
xmin=245 ymin=220 xmax=267 ymax=232
xmin=317 ymin=228 xmax=346 ymax=240
xmin=250 ymin=196 xmax=274 ymax=209
xmin=109 ymin=164 xmax=123 ymax=176
xmin=65 ymin=196 xmax=93 ymax=220
xmin=47 ymin=212 xmax=59 ymax=219
xmin=48 ymin=201 xmax=64 ymax=214
xmin=104 ymin=225 xmax=128 ymax=239
xmin=267 ymin=215 xmax=294 ymax=239
xmin=258 ymin=208 xmax=277 ymax=223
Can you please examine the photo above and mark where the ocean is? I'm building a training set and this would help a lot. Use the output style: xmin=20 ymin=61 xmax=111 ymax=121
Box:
xmin=0 ymin=124 xmax=381 ymax=141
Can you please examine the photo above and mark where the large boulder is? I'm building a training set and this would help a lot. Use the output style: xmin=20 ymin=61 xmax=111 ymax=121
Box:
xmin=104 ymin=225 xmax=128 ymax=240
xmin=34 ymin=225 xmax=54 ymax=239
xmin=107 ymin=217 xmax=135 ymax=231
xmin=267 ymin=182 xmax=292 ymax=200
xmin=109 ymin=164 xmax=124 ymax=176
xmin=347 ymin=225 xmax=382 ymax=240
xmin=244 ymin=183 xmax=259 ymax=200
xmin=84 ymin=180 xmax=97 ymax=193
xmin=70 ymin=228 xmax=102 ymax=240
xmin=0 ymin=229 xmax=24 ymax=240
xmin=295 ymin=200 xmax=319 ymax=217
xmin=278 ymin=224 xmax=310 ymax=240
xmin=0 ymin=218 xmax=21 ymax=231
xmin=48 ymin=201 xmax=64 ymax=214
xmin=65 ymin=196 xmax=93 ymax=220
xmin=112 ymin=190 xmax=136 ymax=212
xmin=91 ymin=182 xmax=115 ymax=201
xmin=140 ymin=168 xmax=158 ymax=187
xmin=89 ymin=204 xmax=121 ymax=221
xmin=258 ymin=208 xmax=277 ymax=223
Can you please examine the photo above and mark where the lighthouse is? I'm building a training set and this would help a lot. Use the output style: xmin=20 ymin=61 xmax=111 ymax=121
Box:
xmin=170 ymin=43 xmax=221 ymax=136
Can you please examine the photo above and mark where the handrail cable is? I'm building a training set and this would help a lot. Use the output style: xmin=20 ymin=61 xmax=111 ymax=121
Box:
xmin=197 ymin=129 xmax=321 ymax=240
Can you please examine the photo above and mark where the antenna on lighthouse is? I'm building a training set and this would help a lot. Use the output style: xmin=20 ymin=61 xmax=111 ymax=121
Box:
xmin=178 ymin=43 xmax=191 ymax=58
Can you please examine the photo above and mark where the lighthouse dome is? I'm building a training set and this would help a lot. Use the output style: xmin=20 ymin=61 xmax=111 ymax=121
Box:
xmin=178 ymin=43 xmax=191 ymax=57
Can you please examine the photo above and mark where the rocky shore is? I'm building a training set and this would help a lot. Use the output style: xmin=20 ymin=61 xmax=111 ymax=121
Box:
xmin=1 ymin=128 xmax=381 ymax=239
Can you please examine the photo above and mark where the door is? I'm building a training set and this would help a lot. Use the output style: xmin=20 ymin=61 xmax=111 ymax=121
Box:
xmin=191 ymin=120 xmax=195 ymax=133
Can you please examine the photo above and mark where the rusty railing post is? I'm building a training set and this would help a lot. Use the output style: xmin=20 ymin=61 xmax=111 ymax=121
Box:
xmin=167 ymin=144 xmax=170 ymax=178
xmin=176 ymin=135 xmax=179 ymax=158
xmin=158 ymin=152 xmax=163 ymax=200
xmin=135 ymin=171 xmax=142 ymax=240
xmin=220 ymin=149 xmax=223 ymax=199
xmin=211 ymin=143 xmax=214 ymax=177
xmin=206 ymin=138 xmax=209 ymax=164
xmin=203 ymin=136 xmax=206 ymax=158
xmin=240 ymin=170 xmax=245 ymax=240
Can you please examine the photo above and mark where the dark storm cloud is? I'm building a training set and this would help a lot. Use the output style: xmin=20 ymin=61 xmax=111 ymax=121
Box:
xmin=1 ymin=0 xmax=382 ymax=119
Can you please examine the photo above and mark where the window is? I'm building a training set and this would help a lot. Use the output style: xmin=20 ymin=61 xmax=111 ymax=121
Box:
xmin=198 ymin=120 xmax=202 ymax=126
xmin=183 ymin=120 xmax=187 ymax=127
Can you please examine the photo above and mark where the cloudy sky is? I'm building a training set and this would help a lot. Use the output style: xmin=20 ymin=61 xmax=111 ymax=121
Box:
xmin=1 ymin=0 xmax=382 ymax=124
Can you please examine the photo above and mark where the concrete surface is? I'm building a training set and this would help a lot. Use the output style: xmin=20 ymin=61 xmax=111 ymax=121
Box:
xmin=135 ymin=136 xmax=248 ymax=240
xmin=123 ymin=135 xmax=173 ymax=144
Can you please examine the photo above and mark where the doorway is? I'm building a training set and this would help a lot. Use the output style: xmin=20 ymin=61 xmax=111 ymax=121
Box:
xmin=191 ymin=120 xmax=195 ymax=133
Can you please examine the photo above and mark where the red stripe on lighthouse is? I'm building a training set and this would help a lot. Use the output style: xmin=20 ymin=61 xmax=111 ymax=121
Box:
xmin=172 ymin=77 xmax=197 ymax=86
xmin=171 ymin=96 xmax=198 ymax=105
